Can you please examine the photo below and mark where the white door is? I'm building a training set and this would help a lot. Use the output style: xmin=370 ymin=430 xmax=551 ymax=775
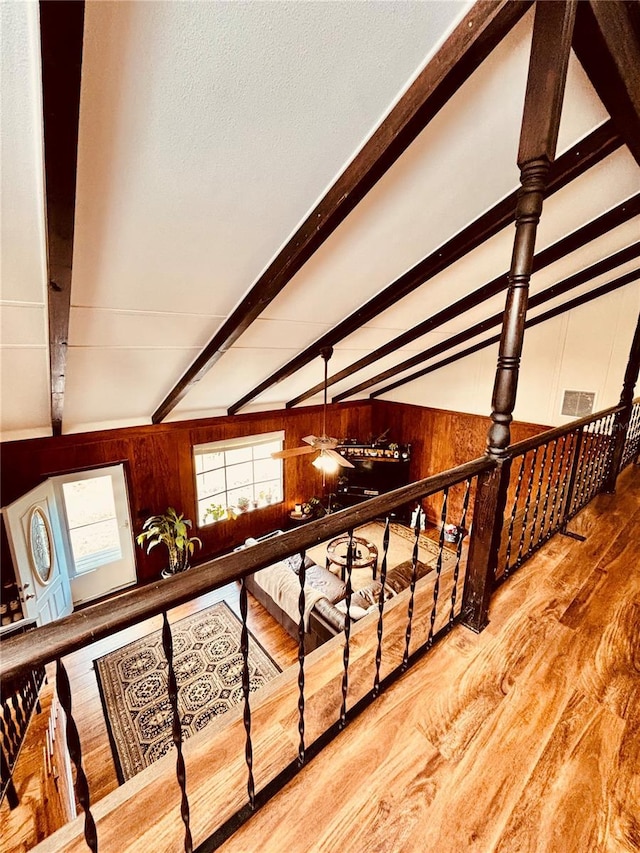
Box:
xmin=2 ymin=481 xmax=73 ymax=626
xmin=53 ymin=464 xmax=137 ymax=605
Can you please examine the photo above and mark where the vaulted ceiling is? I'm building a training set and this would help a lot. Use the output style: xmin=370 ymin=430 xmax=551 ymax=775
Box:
xmin=2 ymin=0 xmax=639 ymax=442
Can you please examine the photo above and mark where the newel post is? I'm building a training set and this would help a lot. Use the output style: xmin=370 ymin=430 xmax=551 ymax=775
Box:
xmin=462 ymin=0 xmax=577 ymax=632
xmin=603 ymin=311 xmax=640 ymax=492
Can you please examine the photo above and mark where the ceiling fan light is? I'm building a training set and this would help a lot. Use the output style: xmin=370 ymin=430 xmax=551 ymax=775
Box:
xmin=312 ymin=452 xmax=338 ymax=474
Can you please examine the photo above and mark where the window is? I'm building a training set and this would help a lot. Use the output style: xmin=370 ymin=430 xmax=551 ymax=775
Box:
xmin=194 ymin=432 xmax=284 ymax=526
xmin=50 ymin=463 xmax=137 ymax=605
xmin=61 ymin=475 xmax=122 ymax=573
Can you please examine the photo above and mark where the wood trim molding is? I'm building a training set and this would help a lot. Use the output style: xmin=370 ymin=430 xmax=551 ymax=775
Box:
xmin=151 ymin=0 xmax=533 ymax=423
xmin=573 ymin=0 xmax=640 ymax=167
xmin=40 ymin=1 xmax=85 ymax=436
xmin=233 ymin=120 xmax=621 ymax=414
xmin=333 ymin=241 xmax=640 ymax=402
xmin=288 ymin=188 xmax=639 ymax=408
xmin=371 ymin=267 xmax=640 ymax=399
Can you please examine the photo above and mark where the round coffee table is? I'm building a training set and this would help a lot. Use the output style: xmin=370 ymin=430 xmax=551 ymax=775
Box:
xmin=326 ymin=535 xmax=378 ymax=581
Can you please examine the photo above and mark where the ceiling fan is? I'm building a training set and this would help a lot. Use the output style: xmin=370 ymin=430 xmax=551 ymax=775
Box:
xmin=271 ymin=347 xmax=354 ymax=474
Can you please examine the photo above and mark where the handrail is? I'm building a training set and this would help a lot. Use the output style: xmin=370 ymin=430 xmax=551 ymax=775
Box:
xmin=507 ymin=404 xmax=622 ymax=458
xmin=0 ymin=455 xmax=492 ymax=686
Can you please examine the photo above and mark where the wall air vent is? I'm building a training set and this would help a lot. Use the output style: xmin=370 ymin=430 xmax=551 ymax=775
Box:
xmin=561 ymin=390 xmax=595 ymax=418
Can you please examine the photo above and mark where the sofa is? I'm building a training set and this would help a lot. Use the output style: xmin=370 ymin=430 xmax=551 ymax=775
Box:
xmin=244 ymin=546 xmax=434 ymax=652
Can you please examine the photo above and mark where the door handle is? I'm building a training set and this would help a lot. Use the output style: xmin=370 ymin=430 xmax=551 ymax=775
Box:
xmin=24 ymin=593 xmax=35 ymax=601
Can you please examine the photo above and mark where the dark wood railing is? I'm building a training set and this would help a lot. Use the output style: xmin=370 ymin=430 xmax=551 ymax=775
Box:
xmin=497 ymin=405 xmax=621 ymax=581
xmin=0 ymin=400 xmax=635 ymax=852
xmin=620 ymin=399 xmax=640 ymax=470
xmin=0 ymin=621 xmax=46 ymax=810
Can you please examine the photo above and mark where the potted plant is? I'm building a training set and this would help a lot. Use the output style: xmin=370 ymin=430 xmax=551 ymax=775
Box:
xmin=236 ymin=496 xmax=250 ymax=513
xmin=136 ymin=507 xmax=202 ymax=577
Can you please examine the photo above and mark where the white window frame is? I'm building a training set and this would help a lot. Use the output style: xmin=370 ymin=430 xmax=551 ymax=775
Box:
xmin=193 ymin=431 xmax=284 ymax=527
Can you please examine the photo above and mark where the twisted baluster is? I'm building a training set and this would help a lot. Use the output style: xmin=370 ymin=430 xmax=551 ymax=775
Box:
xmin=2 ymin=697 xmax=19 ymax=763
xmin=587 ymin=419 xmax=604 ymax=498
xmin=515 ymin=448 xmax=538 ymax=568
xmin=428 ymin=489 xmax=448 ymax=646
xmin=239 ymin=579 xmax=255 ymax=809
xmin=161 ymin=613 xmax=192 ymax=852
xmin=585 ymin=423 xmax=601 ymax=501
xmin=373 ymin=517 xmax=391 ymax=697
xmin=595 ymin=414 xmax=615 ymax=493
xmin=548 ymin=434 xmax=569 ymax=535
xmin=340 ymin=530 xmax=354 ymax=729
xmin=569 ymin=428 xmax=589 ymax=517
xmin=504 ymin=455 xmax=525 ymax=576
xmin=402 ymin=506 xmax=422 ymax=671
xmin=296 ymin=550 xmax=307 ymax=766
xmin=540 ymin=438 xmax=560 ymax=540
xmin=449 ymin=480 xmax=470 ymax=626
xmin=526 ymin=442 xmax=549 ymax=556
xmin=575 ymin=424 xmax=595 ymax=509
xmin=56 ymin=658 xmax=98 ymax=852
xmin=556 ymin=431 xmax=577 ymax=529
xmin=591 ymin=419 xmax=606 ymax=496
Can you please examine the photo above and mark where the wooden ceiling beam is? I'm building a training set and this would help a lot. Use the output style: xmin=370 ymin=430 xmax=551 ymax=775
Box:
xmin=40 ymin=1 xmax=85 ymax=436
xmin=231 ymin=119 xmax=621 ymax=415
xmin=333 ymin=241 xmax=640 ymax=402
xmin=287 ymin=190 xmax=639 ymax=407
xmin=573 ymin=0 xmax=640 ymax=167
xmin=371 ymin=267 xmax=640 ymax=398
xmin=151 ymin=0 xmax=533 ymax=423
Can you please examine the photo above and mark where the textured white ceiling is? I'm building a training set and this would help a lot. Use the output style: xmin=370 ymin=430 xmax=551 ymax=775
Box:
xmin=0 ymin=1 xmax=50 ymax=439
xmin=1 ymin=1 xmax=638 ymax=440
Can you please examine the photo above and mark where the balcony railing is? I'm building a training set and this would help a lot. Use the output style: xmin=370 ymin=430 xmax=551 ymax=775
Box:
xmin=0 ymin=401 xmax=636 ymax=852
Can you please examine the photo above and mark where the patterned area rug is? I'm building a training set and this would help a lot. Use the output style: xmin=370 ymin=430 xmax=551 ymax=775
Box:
xmin=373 ymin=521 xmax=457 ymax=564
xmin=94 ymin=601 xmax=280 ymax=782
xmin=352 ymin=521 xmax=456 ymax=572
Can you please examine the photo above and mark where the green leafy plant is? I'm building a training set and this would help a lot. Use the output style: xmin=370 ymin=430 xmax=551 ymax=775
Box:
xmin=136 ymin=507 xmax=202 ymax=575
xmin=236 ymin=496 xmax=250 ymax=512
xmin=203 ymin=502 xmax=227 ymax=524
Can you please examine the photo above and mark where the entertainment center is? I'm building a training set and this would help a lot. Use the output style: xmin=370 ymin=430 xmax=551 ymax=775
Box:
xmin=334 ymin=442 xmax=412 ymax=516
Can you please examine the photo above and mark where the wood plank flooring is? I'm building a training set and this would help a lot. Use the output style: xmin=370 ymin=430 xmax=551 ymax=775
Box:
xmin=0 ymin=584 xmax=299 ymax=852
xmin=1 ymin=464 xmax=638 ymax=852
xmin=219 ymin=464 xmax=640 ymax=853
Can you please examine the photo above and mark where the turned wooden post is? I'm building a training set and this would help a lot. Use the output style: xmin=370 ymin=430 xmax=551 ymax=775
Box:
xmin=462 ymin=0 xmax=577 ymax=632
xmin=603 ymin=311 xmax=640 ymax=492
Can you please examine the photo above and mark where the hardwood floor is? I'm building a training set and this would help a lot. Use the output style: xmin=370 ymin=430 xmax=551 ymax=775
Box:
xmin=0 ymin=583 xmax=298 ymax=851
xmin=1 ymin=464 xmax=638 ymax=852
xmin=219 ymin=464 xmax=640 ymax=853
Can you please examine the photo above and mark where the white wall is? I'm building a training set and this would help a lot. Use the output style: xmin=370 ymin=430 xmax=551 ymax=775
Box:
xmin=382 ymin=284 xmax=640 ymax=426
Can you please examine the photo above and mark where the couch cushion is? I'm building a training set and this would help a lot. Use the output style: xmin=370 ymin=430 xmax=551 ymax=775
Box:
xmin=336 ymin=599 xmax=370 ymax=620
xmin=304 ymin=563 xmax=347 ymax=604
xmin=348 ymin=581 xmax=394 ymax=611
xmin=385 ymin=560 xmax=431 ymax=593
xmin=285 ymin=553 xmax=316 ymax=574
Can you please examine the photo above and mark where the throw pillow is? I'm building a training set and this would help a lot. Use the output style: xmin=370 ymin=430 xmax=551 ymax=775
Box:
xmin=335 ymin=599 xmax=371 ymax=621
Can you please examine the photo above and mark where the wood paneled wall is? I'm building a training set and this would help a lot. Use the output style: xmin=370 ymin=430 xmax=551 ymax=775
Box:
xmin=0 ymin=403 xmax=372 ymax=585
xmin=371 ymin=400 xmax=548 ymax=523
xmin=0 ymin=401 xmax=547 ymax=587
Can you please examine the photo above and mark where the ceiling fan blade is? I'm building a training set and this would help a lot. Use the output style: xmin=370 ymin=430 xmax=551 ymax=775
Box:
xmin=271 ymin=445 xmax=317 ymax=459
xmin=326 ymin=448 xmax=354 ymax=468
xmin=302 ymin=435 xmax=318 ymax=446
